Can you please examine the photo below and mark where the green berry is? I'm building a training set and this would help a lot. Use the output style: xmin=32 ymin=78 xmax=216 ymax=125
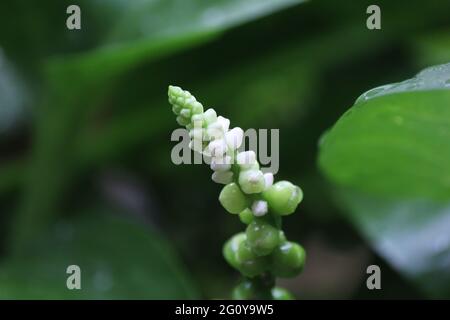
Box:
xmin=271 ymin=287 xmax=294 ymax=300
xmin=219 ymin=183 xmax=248 ymax=214
xmin=236 ymin=240 xmax=267 ymax=277
xmin=272 ymin=241 xmax=306 ymax=278
xmin=223 ymin=232 xmax=245 ymax=270
xmin=239 ymin=208 xmax=254 ymax=224
xmin=246 ymin=220 xmax=279 ymax=256
xmin=238 ymin=169 xmax=265 ymax=194
xmin=262 ymin=181 xmax=303 ymax=215
xmin=232 ymin=280 xmax=255 ymax=300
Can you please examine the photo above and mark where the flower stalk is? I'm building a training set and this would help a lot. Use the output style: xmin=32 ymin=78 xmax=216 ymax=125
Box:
xmin=168 ymin=85 xmax=305 ymax=299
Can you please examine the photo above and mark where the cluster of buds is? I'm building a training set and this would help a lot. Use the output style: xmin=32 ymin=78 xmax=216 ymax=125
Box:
xmin=168 ymin=86 xmax=305 ymax=300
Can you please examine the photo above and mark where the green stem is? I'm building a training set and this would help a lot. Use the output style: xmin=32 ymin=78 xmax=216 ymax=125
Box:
xmin=249 ymin=273 xmax=275 ymax=299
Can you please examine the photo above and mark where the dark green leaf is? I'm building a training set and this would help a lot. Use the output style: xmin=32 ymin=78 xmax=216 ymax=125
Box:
xmin=0 ymin=212 xmax=198 ymax=299
xmin=319 ymin=63 xmax=450 ymax=297
xmin=319 ymin=63 xmax=450 ymax=200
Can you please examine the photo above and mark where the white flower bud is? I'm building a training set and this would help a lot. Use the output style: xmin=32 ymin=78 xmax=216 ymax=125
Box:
xmin=189 ymin=140 xmax=204 ymax=153
xmin=212 ymin=171 xmax=233 ymax=184
xmin=263 ymin=172 xmax=274 ymax=189
xmin=225 ymin=127 xmax=243 ymax=150
xmin=206 ymin=122 xmax=224 ymax=139
xmin=191 ymin=114 xmax=204 ymax=127
xmin=252 ymin=200 xmax=268 ymax=217
xmin=189 ymin=128 xmax=203 ymax=140
xmin=208 ymin=139 xmax=227 ymax=157
xmin=217 ymin=116 xmax=230 ymax=133
xmin=236 ymin=151 xmax=257 ymax=170
xmin=210 ymin=156 xmax=232 ymax=172
xmin=203 ymin=108 xmax=217 ymax=125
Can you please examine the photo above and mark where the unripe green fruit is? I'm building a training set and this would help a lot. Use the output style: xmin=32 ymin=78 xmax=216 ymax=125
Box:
xmin=219 ymin=183 xmax=248 ymax=214
xmin=262 ymin=181 xmax=303 ymax=215
xmin=238 ymin=169 xmax=265 ymax=194
xmin=232 ymin=280 xmax=255 ymax=300
xmin=236 ymin=240 xmax=267 ymax=277
xmin=239 ymin=208 xmax=254 ymax=224
xmin=272 ymin=241 xmax=306 ymax=278
xmin=271 ymin=287 xmax=294 ymax=300
xmin=246 ymin=220 xmax=280 ymax=256
xmin=223 ymin=232 xmax=245 ymax=270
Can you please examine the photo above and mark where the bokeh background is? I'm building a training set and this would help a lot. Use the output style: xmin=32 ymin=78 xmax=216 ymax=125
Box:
xmin=0 ymin=0 xmax=449 ymax=299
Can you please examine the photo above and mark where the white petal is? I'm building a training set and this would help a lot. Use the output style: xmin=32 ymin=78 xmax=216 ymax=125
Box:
xmin=212 ymin=171 xmax=233 ymax=184
xmin=252 ymin=200 xmax=268 ymax=217
xmin=225 ymin=127 xmax=243 ymax=150
xmin=189 ymin=128 xmax=203 ymax=140
xmin=263 ymin=172 xmax=274 ymax=189
xmin=217 ymin=116 xmax=230 ymax=133
xmin=206 ymin=122 xmax=224 ymax=140
xmin=189 ymin=140 xmax=203 ymax=153
xmin=236 ymin=151 xmax=256 ymax=169
xmin=210 ymin=156 xmax=232 ymax=172
xmin=208 ymin=139 xmax=227 ymax=157
xmin=203 ymin=108 xmax=217 ymax=125
xmin=191 ymin=114 xmax=204 ymax=127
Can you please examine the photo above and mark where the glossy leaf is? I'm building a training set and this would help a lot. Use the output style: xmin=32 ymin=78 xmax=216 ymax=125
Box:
xmin=319 ymin=63 xmax=450 ymax=297
xmin=319 ymin=63 xmax=450 ymax=200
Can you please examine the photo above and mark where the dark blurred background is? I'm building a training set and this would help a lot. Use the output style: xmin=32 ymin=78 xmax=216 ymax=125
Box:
xmin=0 ymin=0 xmax=449 ymax=299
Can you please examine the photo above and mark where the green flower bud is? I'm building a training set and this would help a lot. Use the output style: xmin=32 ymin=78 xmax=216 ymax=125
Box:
xmin=239 ymin=208 xmax=254 ymax=224
xmin=168 ymin=86 xmax=203 ymax=124
xmin=262 ymin=181 xmax=303 ymax=215
xmin=219 ymin=183 xmax=248 ymax=214
xmin=246 ymin=220 xmax=279 ymax=256
xmin=271 ymin=287 xmax=294 ymax=300
xmin=191 ymin=101 xmax=204 ymax=114
xmin=180 ymin=108 xmax=191 ymax=119
xmin=176 ymin=115 xmax=190 ymax=126
xmin=232 ymin=280 xmax=255 ymax=300
xmin=171 ymin=104 xmax=182 ymax=115
xmin=236 ymin=240 xmax=268 ymax=277
xmin=238 ymin=169 xmax=265 ymax=194
xmin=272 ymin=241 xmax=306 ymax=278
xmin=223 ymin=232 xmax=246 ymax=270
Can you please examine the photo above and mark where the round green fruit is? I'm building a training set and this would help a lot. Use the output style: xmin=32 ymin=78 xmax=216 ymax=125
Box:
xmin=223 ymin=232 xmax=245 ymax=270
xmin=232 ymin=280 xmax=255 ymax=300
xmin=236 ymin=240 xmax=268 ymax=277
xmin=272 ymin=241 xmax=306 ymax=277
xmin=239 ymin=208 xmax=254 ymax=224
xmin=219 ymin=183 xmax=248 ymax=214
xmin=271 ymin=287 xmax=295 ymax=300
xmin=246 ymin=220 xmax=280 ymax=256
xmin=262 ymin=181 xmax=303 ymax=215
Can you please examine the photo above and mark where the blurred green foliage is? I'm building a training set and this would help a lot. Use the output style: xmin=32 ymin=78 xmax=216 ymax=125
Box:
xmin=0 ymin=0 xmax=449 ymax=299
xmin=319 ymin=65 xmax=450 ymax=297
